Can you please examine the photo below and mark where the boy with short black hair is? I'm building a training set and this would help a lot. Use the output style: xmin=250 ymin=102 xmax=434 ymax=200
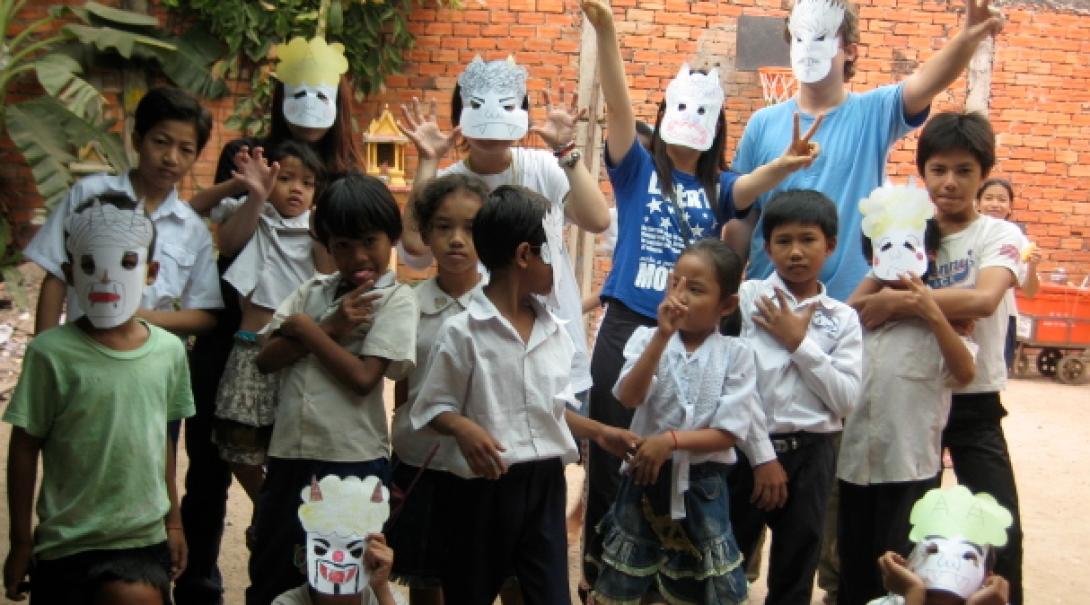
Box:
xmin=4 ymin=196 xmax=195 ymax=602
xmin=852 ymin=111 xmax=1025 ymax=604
xmin=26 ymin=86 xmax=222 ymax=336
xmin=730 ymin=189 xmax=863 ymax=604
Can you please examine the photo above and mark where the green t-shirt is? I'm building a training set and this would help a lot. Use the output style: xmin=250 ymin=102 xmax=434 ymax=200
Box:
xmin=3 ymin=321 xmax=195 ymax=560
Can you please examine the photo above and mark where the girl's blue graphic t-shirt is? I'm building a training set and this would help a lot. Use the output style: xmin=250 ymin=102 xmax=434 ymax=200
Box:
xmin=602 ymin=142 xmax=739 ymax=320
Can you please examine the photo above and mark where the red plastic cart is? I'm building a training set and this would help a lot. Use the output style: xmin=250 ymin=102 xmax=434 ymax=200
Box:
xmin=1013 ymin=277 xmax=1090 ymax=384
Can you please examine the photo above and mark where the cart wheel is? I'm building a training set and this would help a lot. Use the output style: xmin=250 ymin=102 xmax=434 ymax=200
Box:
xmin=1057 ymin=355 xmax=1087 ymax=385
xmin=1037 ymin=348 xmax=1062 ymax=376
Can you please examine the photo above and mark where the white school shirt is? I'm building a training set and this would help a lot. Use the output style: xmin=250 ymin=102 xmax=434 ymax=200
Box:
xmin=23 ymin=172 xmax=224 ymax=317
xmin=410 ymin=289 xmax=580 ymax=479
xmin=738 ymin=273 xmax=864 ymax=466
xmin=614 ymin=327 xmax=758 ymax=518
xmin=927 ymin=215 xmax=1024 ymax=394
xmin=838 ymin=318 xmax=978 ymax=485
xmin=266 ymin=271 xmax=417 ymax=462
xmin=998 ymin=228 xmax=1032 ymax=321
xmin=402 ymin=147 xmax=592 ymax=395
xmin=213 ymin=196 xmax=316 ymax=310
xmin=390 ymin=277 xmax=481 ymax=469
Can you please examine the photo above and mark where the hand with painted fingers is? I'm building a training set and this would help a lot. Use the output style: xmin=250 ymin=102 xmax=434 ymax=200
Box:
xmin=656 ymin=274 xmax=689 ymax=338
xmin=530 ymin=84 xmax=587 ymax=150
xmin=777 ymin=112 xmax=824 ymax=172
xmin=753 ymin=288 xmax=816 ymax=353
xmin=750 ymin=459 xmax=789 ymax=511
xmin=232 ymin=145 xmax=279 ymax=202
xmin=629 ymin=433 xmax=674 ymax=486
xmin=580 ymin=0 xmax=615 ymax=31
xmin=321 ymin=280 xmax=382 ymax=340
xmin=3 ymin=542 xmax=32 ymax=601
xmin=453 ymin=418 xmax=508 ymax=480
xmin=397 ymin=97 xmax=461 ymax=161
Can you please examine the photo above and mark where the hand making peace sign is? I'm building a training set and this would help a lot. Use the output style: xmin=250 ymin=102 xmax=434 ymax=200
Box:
xmin=656 ymin=274 xmax=690 ymax=337
xmin=777 ymin=112 xmax=824 ymax=172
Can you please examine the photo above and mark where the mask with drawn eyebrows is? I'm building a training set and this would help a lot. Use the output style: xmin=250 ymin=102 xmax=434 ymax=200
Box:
xmin=457 ymin=56 xmax=529 ymax=141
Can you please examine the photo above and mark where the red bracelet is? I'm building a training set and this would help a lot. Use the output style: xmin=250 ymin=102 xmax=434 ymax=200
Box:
xmin=669 ymin=430 xmax=678 ymax=450
xmin=552 ymin=141 xmax=577 ymax=158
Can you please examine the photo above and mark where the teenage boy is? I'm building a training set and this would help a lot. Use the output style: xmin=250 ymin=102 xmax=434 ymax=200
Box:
xmin=852 ymin=112 xmax=1025 ymax=604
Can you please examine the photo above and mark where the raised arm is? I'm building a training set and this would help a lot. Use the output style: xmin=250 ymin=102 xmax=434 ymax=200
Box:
xmin=901 ymin=0 xmax=1003 ymax=117
xmin=732 ymin=114 xmax=823 ymax=210
xmin=581 ymin=0 xmax=635 ymax=166
xmin=398 ymin=98 xmax=461 ymax=256
xmin=614 ymin=277 xmax=688 ymax=407
xmin=531 ymin=86 xmax=611 ymax=233
xmin=216 ymin=147 xmax=279 ymax=257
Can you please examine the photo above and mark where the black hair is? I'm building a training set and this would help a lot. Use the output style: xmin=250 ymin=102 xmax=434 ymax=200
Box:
xmin=414 ymin=174 xmax=490 ymax=234
xmin=648 ymin=69 xmax=729 ymax=222
xmin=861 ymin=218 xmax=942 ymax=281
xmin=134 ymin=87 xmax=213 ymax=153
xmin=268 ymin=79 xmax=365 ymax=175
xmin=977 ymin=177 xmax=1014 ymax=203
xmin=760 ymin=189 xmax=838 ymax=242
xmin=680 ymin=239 xmax=744 ymax=299
xmin=80 ymin=555 xmax=170 ymax=605
xmin=68 ymin=192 xmax=158 ymax=260
xmin=313 ymin=172 xmax=402 ymax=246
xmin=635 ymin=120 xmax=655 ymax=150
xmin=916 ymin=111 xmax=996 ymax=178
xmin=472 ymin=185 xmax=548 ymax=272
xmin=266 ymin=139 xmax=326 ymax=184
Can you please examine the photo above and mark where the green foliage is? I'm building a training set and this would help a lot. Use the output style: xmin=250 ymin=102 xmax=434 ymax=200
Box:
xmin=160 ymin=0 xmax=452 ymax=135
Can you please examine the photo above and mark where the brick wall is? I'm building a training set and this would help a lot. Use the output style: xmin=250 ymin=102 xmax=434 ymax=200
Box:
xmin=4 ymin=0 xmax=1089 ymax=281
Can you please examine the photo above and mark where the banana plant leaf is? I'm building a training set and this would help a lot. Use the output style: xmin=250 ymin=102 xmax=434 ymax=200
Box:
xmin=61 ymin=23 xmax=175 ymax=59
xmin=33 ymin=52 xmax=108 ymax=123
xmin=153 ymin=27 xmax=229 ymax=99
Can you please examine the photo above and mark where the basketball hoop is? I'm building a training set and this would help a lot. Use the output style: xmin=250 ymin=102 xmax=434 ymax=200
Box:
xmin=758 ymin=66 xmax=797 ymax=106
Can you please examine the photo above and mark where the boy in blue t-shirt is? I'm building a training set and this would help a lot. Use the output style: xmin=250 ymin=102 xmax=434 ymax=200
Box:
xmin=3 ymin=196 xmax=195 ymax=602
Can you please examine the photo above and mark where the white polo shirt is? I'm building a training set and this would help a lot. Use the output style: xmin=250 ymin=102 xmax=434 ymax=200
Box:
xmin=410 ymin=289 xmax=579 ymax=479
xmin=738 ymin=273 xmax=864 ymax=465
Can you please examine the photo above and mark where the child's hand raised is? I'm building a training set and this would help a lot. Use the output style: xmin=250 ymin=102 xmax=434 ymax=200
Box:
xmin=580 ymin=0 xmax=614 ymax=30
xmin=752 ymin=288 xmax=815 ymax=353
xmin=322 ymin=280 xmax=381 ymax=340
xmin=776 ymin=113 xmax=823 ymax=173
xmin=656 ymin=275 xmax=689 ymax=337
xmin=398 ymin=97 xmax=461 ymax=161
xmin=453 ymin=419 xmax=508 ymax=480
xmin=629 ymin=433 xmax=673 ymax=485
xmin=231 ymin=145 xmax=280 ymax=202
xmin=530 ymin=84 xmax=587 ymax=150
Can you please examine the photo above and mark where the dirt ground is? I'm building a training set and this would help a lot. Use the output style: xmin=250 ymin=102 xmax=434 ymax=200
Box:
xmin=0 ymin=264 xmax=1086 ymax=603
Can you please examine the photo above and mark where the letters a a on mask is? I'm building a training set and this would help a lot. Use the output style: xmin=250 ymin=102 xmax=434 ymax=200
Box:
xmin=788 ymin=0 xmax=846 ymax=84
xmin=659 ymin=64 xmax=724 ymax=152
xmin=458 ymin=56 xmax=529 ymax=141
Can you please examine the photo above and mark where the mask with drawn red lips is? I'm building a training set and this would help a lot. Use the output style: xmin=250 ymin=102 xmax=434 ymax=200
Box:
xmin=72 ymin=245 xmax=148 ymax=328
xmin=306 ymin=532 xmax=366 ymax=594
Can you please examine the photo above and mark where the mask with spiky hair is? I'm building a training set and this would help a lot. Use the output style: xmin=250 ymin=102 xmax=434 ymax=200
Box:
xmin=860 ymin=181 xmax=935 ymax=281
xmin=906 ymin=486 xmax=1013 ymax=599
xmin=788 ymin=0 xmax=846 ymax=83
xmin=64 ymin=195 xmax=153 ymax=329
xmin=274 ymin=37 xmax=349 ymax=129
xmin=659 ymin=64 xmax=724 ymax=152
xmin=457 ymin=56 xmax=529 ymax=141
xmin=297 ymin=475 xmax=389 ymax=595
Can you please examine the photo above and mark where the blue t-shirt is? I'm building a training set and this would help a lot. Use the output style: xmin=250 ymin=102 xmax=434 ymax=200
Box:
xmin=602 ymin=142 xmax=739 ymax=319
xmin=733 ymin=83 xmax=927 ymax=301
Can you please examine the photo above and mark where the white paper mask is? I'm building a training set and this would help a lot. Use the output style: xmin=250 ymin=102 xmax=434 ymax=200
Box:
xmin=859 ymin=182 xmax=935 ymax=281
xmin=64 ymin=196 xmax=154 ymax=329
xmin=534 ymin=207 xmax=564 ymax=310
xmin=458 ymin=56 xmax=529 ymax=141
xmin=274 ymin=37 xmax=349 ymax=129
xmin=788 ymin=0 xmax=846 ymax=84
xmin=298 ymin=475 xmax=390 ymax=596
xmin=906 ymin=486 xmax=1013 ymax=600
xmin=659 ymin=64 xmax=724 ymax=152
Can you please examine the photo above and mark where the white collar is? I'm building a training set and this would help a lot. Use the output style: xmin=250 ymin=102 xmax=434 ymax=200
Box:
xmin=466 ymin=289 xmax=565 ymax=349
xmin=118 ymin=171 xmax=184 ymax=221
xmin=417 ymin=277 xmax=480 ymax=315
xmin=764 ymin=272 xmax=837 ymax=310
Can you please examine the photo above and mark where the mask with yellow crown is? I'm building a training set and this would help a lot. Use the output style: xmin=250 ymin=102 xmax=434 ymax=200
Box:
xmin=274 ymin=36 xmax=350 ymax=129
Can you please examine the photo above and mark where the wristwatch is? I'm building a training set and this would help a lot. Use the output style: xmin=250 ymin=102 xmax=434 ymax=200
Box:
xmin=558 ymin=148 xmax=582 ymax=169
